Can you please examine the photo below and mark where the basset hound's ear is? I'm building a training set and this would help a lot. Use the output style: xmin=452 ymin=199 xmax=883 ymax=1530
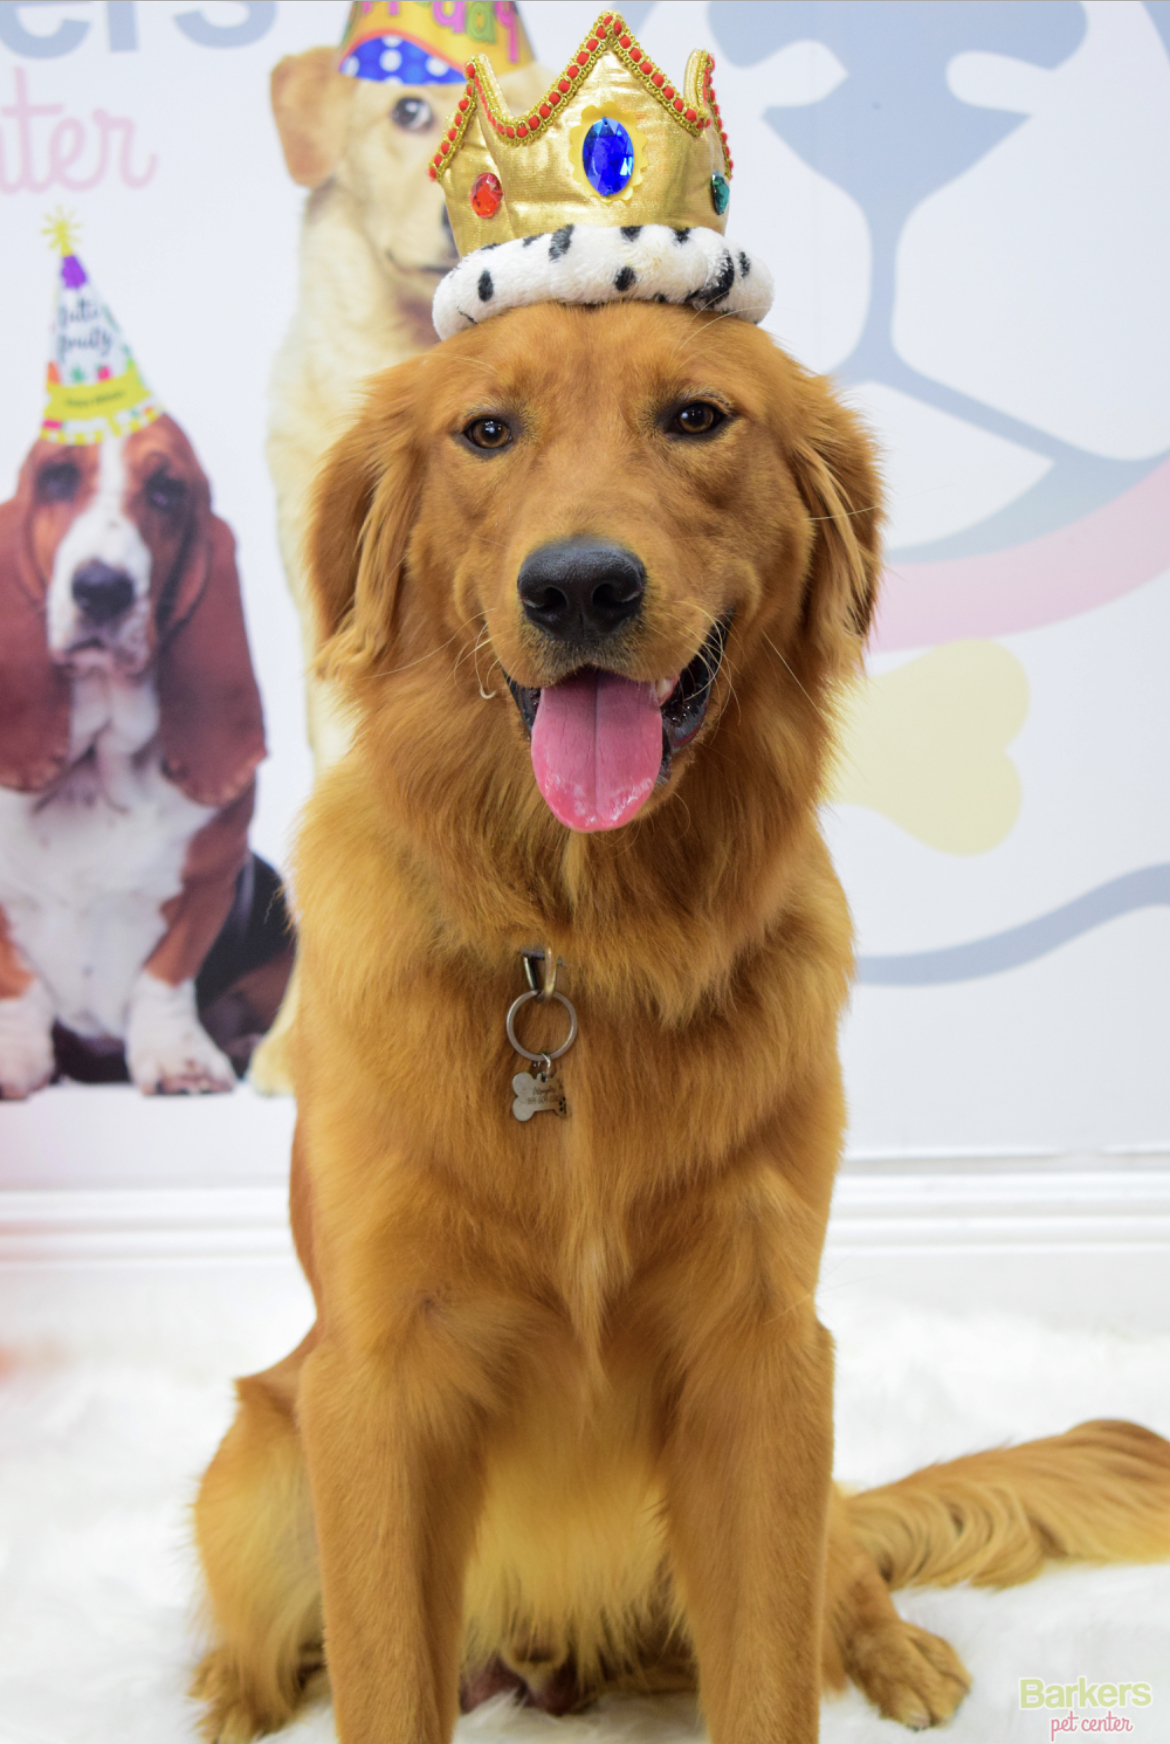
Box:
xmin=0 ymin=457 xmax=71 ymax=794
xmin=789 ymin=374 xmax=885 ymax=677
xmin=271 ymin=47 xmax=356 ymax=188
xmin=309 ymin=354 xmax=429 ymax=690
xmin=157 ymin=512 xmax=266 ymax=809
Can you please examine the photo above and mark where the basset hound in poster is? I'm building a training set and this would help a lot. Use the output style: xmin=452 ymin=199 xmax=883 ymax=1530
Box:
xmin=0 ymin=416 xmax=267 ymax=1098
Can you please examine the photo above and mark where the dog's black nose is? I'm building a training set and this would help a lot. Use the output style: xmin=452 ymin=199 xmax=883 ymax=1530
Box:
xmin=72 ymin=561 xmax=135 ymax=624
xmin=517 ymin=543 xmax=644 ymax=643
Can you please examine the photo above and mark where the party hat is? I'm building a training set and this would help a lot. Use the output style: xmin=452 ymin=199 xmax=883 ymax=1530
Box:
xmin=40 ymin=213 xmax=162 ymax=446
xmin=429 ymin=11 xmax=771 ymax=340
xmin=338 ymin=0 xmax=532 ymax=87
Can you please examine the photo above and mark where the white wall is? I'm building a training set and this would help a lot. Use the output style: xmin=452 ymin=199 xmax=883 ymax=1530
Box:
xmin=0 ymin=1 xmax=1166 ymax=1175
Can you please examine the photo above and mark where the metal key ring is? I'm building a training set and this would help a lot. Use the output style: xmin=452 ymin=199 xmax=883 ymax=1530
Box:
xmin=506 ymin=989 xmax=578 ymax=1062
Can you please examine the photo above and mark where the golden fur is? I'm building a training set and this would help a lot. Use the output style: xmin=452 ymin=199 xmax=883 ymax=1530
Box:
xmin=265 ymin=46 xmax=549 ymax=769
xmin=252 ymin=48 xmax=547 ymax=1094
xmin=194 ymin=303 xmax=1170 ymax=1742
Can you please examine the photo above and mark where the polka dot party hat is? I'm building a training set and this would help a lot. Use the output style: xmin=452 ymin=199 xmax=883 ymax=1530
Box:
xmin=428 ymin=10 xmax=772 ymax=340
xmin=338 ymin=1 xmax=533 ymax=88
xmin=40 ymin=213 xmax=161 ymax=446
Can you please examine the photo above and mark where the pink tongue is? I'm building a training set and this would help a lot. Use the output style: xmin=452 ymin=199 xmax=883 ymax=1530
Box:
xmin=531 ymin=670 xmax=663 ymax=831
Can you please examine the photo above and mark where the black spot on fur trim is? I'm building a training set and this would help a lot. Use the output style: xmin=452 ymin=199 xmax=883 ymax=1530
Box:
xmin=738 ymin=251 xmax=751 ymax=277
xmin=614 ymin=265 xmax=636 ymax=292
xmin=695 ymin=248 xmax=735 ymax=308
xmin=621 ymin=225 xmax=643 ymax=241
xmin=549 ymin=225 xmax=575 ymax=261
xmin=654 ymin=294 xmax=667 ymax=303
xmin=478 ymin=242 xmax=500 ymax=252
xmin=673 ymin=228 xmax=692 ymax=244
xmin=477 ymin=270 xmax=494 ymax=302
xmin=522 ymin=233 xmax=542 ymax=247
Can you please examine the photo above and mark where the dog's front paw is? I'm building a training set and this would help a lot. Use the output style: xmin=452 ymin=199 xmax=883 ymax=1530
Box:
xmin=0 ymin=980 xmax=55 ymax=1099
xmin=125 ymin=973 xmax=235 ymax=1095
xmin=847 ymin=1618 xmax=971 ymax=1730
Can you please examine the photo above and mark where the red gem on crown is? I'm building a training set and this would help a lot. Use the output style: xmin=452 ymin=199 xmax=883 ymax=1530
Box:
xmin=470 ymin=172 xmax=502 ymax=218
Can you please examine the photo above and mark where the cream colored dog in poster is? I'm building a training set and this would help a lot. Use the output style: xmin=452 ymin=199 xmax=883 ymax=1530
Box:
xmin=253 ymin=47 xmax=546 ymax=1091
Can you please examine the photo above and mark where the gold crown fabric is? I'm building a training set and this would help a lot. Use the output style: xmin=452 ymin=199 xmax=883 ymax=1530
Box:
xmin=428 ymin=11 xmax=772 ymax=341
xmin=430 ymin=11 xmax=732 ymax=255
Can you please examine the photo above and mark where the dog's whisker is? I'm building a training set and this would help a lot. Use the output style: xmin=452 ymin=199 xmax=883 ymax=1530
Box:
xmin=804 ymin=503 xmax=884 ymax=525
xmin=379 ymin=626 xmax=467 ymax=678
xmin=761 ymin=630 xmax=815 ymax=708
xmin=471 ymin=621 xmax=501 ymax=699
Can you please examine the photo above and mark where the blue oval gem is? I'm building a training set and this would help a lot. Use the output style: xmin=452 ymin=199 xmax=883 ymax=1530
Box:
xmin=582 ymin=118 xmax=635 ymax=198
xmin=710 ymin=173 xmax=730 ymax=216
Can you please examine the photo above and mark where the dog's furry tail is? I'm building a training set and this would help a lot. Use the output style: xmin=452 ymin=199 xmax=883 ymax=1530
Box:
xmin=846 ymin=1419 xmax=1170 ymax=1592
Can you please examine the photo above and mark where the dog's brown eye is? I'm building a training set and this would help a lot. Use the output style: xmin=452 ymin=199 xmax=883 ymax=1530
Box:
xmin=463 ymin=416 xmax=512 ymax=451
xmin=146 ymin=473 xmax=186 ymax=512
xmin=37 ymin=461 xmax=80 ymax=503
xmin=672 ymin=402 xmax=725 ymax=437
xmin=392 ymin=96 xmax=434 ymax=132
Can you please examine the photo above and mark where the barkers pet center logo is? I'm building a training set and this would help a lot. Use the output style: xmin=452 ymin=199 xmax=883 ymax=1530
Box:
xmin=1021 ymin=1676 xmax=1153 ymax=1737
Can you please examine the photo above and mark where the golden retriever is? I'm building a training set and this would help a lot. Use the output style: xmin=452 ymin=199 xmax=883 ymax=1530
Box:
xmin=194 ymin=301 xmax=1170 ymax=1743
xmin=265 ymin=46 xmax=549 ymax=773
xmin=251 ymin=48 xmax=548 ymax=1096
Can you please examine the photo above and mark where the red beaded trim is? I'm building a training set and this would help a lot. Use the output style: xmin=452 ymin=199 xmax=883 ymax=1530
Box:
xmin=701 ymin=55 xmax=733 ymax=177
xmin=428 ymin=79 xmax=479 ymax=177
xmin=429 ymin=10 xmax=730 ymax=181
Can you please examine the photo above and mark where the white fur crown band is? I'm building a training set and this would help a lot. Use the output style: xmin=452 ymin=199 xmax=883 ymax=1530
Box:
xmin=431 ymin=223 xmax=773 ymax=342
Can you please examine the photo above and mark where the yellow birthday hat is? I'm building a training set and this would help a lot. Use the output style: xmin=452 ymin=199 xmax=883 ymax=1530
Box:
xmin=40 ymin=213 xmax=162 ymax=446
xmin=338 ymin=0 xmax=532 ymax=87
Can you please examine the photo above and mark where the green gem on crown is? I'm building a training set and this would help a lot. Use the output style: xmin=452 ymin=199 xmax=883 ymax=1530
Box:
xmin=710 ymin=174 xmax=730 ymax=216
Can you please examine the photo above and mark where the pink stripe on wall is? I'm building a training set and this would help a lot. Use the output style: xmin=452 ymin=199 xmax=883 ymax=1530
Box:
xmin=871 ymin=455 xmax=1170 ymax=653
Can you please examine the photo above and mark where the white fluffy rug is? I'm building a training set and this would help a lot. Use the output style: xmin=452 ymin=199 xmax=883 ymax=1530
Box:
xmin=1 ymin=1284 xmax=1168 ymax=1744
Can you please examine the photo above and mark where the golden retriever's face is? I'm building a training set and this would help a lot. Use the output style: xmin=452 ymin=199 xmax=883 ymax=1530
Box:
xmin=315 ymin=301 xmax=881 ymax=835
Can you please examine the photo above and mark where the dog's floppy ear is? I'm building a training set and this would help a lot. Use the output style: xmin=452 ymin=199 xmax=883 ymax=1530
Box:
xmin=271 ymin=47 xmax=355 ymax=188
xmin=309 ymin=355 xmax=429 ymax=688
xmin=0 ymin=459 xmax=71 ymax=794
xmin=157 ymin=510 xmax=266 ymax=809
xmin=789 ymin=377 xmax=884 ymax=674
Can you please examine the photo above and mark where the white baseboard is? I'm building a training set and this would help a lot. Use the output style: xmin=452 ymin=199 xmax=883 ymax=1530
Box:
xmin=821 ymin=1161 xmax=1170 ymax=1335
xmin=2 ymin=1160 xmax=1168 ymax=1354
xmin=4 ymin=1162 xmax=1168 ymax=1265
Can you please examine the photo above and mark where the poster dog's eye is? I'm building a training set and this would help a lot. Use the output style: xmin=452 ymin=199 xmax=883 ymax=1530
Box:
xmin=392 ymin=96 xmax=434 ymax=132
xmin=146 ymin=473 xmax=186 ymax=512
xmin=37 ymin=462 xmax=81 ymax=502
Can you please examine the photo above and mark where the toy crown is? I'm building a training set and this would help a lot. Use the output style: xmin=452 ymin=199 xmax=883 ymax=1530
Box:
xmin=430 ymin=11 xmax=733 ymax=256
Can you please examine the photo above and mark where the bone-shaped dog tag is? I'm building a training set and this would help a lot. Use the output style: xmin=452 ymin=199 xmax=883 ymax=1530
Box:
xmin=511 ymin=1067 xmax=568 ymax=1121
